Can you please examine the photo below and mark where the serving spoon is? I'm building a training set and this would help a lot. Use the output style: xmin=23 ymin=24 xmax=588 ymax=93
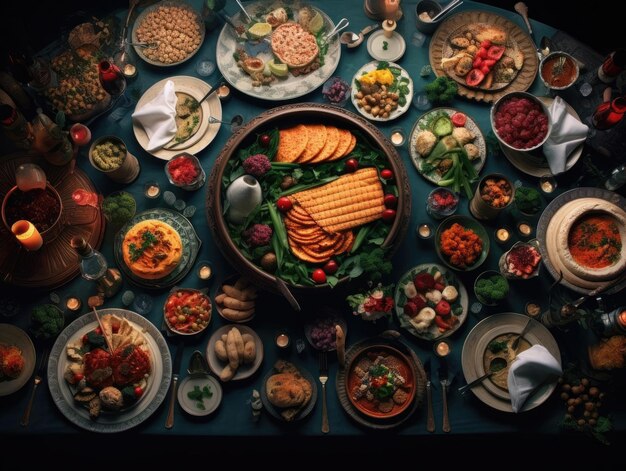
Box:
xmin=430 ymin=0 xmax=463 ymax=22
xmin=339 ymin=23 xmax=379 ymax=48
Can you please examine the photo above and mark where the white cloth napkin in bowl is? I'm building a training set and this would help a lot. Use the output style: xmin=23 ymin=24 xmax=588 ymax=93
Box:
xmin=508 ymin=344 xmax=562 ymax=413
xmin=543 ymin=96 xmax=589 ymax=175
xmin=131 ymin=80 xmax=178 ymax=152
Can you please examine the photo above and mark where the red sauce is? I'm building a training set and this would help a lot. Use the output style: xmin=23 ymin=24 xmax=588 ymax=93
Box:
xmin=347 ymin=347 xmax=414 ymax=418
xmin=494 ymin=97 xmax=549 ymax=149
xmin=541 ymin=55 xmax=577 ymax=88
xmin=167 ymin=154 xmax=200 ymax=185
xmin=568 ymin=215 xmax=622 ymax=269
xmin=5 ymin=187 xmax=61 ymax=232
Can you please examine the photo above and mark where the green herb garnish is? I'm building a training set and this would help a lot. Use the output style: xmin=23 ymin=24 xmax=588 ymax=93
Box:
xmin=382 ymin=41 xmax=388 ymax=50
xmin=488 ymin=340 xmax=508 ymax=354
xmin=129 ymin=230 xmax=158 ymax=262
xmin=187 ymin=384 xmax=214 ymax=410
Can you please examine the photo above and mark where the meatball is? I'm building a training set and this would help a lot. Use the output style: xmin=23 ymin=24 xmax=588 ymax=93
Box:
xmin=393 ymin=388 xmax=409 ymax=405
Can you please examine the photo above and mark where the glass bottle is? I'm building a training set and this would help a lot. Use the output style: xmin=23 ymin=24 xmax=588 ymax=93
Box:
xmin=70 ymin=236 xmax=107 ymax=281
xmin=597 ymin=49 xmax=626 ymax=83
xmin=70 ymin=236 xmax=123 ymax=297
xmin=591 ymin=96 xmax=626 ymax=130
xmin=0 ymin=104 xmax=34 ymax=149
xmin=31 ymin=109 xmax=73 ymax=166
xmin=97 ymin=59 xmax=127 ymax=97
xmin=605 ymin=164 xmax=626 ymax=191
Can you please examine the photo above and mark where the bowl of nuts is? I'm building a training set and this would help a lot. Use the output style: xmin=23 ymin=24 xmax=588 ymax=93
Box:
xmin=351 ymin=60 xmax=413 ymax=121
xmin=131 ymin=0 xmax=205 ymax=67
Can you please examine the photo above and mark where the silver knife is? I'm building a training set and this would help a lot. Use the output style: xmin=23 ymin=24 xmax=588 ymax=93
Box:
xmin=438 ymin=358 xmax=451 ymax=433
xmin=424 ymin=358 xmax=435 ymax=433
xmin=165 ymin=340 xmax=184 ymax=429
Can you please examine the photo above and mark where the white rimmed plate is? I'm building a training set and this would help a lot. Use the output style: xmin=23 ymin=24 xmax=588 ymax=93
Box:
xmin=367 ymin=30 xmax=406 ymax=62
xmin=461 ymin=312 xmax=561 ymax=412
xmin=177 ymin=374 xmax=222 ymax=416
xmin=351 ymin=61 xmax=413 ymax=121
xmin=132 ymin=76 xmax=221 ymax=160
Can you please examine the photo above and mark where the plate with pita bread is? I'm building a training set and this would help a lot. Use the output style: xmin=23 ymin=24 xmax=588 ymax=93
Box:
xmin=48 ymin=308 xmax=171 ymax=433
xmin=429 ymin=10 xmax=538 ymax=103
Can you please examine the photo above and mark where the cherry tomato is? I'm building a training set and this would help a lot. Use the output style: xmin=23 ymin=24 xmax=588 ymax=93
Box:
xmin=323 ymin=260 xmax=339 ymax=275
xmin=276 ymin=196 xmax=293 ymax=212
xmin=82 ymin=334 xmax=89 ymax=344
xmin=345 ymin=158 xmax=359 ymax=172
xmin=134 ymin=386 xmax=144 ymax=397
xmin=372 ymin=377 xmax=387 ymax=388
xmin=312 ymin=269 xmax=327 ymax=284
xmin=487 ymin=45 xmax=505 ymax=61
xmin=473 ymin=56 xmax=483 ymax=69
xmin=384 ymin=194 xmax=398 ymax=209
xmin=477 ymin=47 xmax=489 ymax=59
xmin=480 ymin=40 xmax=492 ymax=49
xmin=481 ymin=65 xmax=491 ymax=75
xmin=466 ymin=69 xmax=485 ymax=87
xmin=73 ymin=373 xmax=84 ymax=383
xmin=434 ymin=316 xmax=453 ymax=331
xmin=380 ymin=168 xmax=394 ymax=180
xmin=483 ymin=59 xmax=497 ymax=68
xmin=382 ymin=208 xmax=396 ymax=223
xmin=95 ymin=327 xmax=102 ymax=335
xmin=259 ymin=134 xmax=271 ymax=147
xmin=451 ymin=112 xmax=466 ymax=127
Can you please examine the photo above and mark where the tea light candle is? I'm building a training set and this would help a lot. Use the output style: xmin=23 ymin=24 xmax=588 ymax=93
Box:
xmin=217 ymin=84 xmax=231 ymax=101
xmin=390 ymin=128 xmax=405 ymax=146
xmin=517 ymin=221 xmax=533 ymax=237
xmin=123 ymin=63 xmax=137 ymax=78
xmin=525 ymin=302 xmax=541 ymax=318
xmin=65 ymin=296 xmax=82 ymax=313
xmin=11 ymin=220 xmax=43 ymax=251
xmin=197 ymin=262 xmax=213 ymax=281
xmin=539 ymin=175 xmax=556 ymax=194
xmin=275 ymin=332 xmax=290 ymax=349
xmin=417 ymin=223 xmax=432 ymax=239
xmin=434 ymin=340 xmax=451 ymax=357
xmin=495 ymin=227 xmax=511 ymax=244
xmin=144 ymin=181 xmax=161 ymax=199
xmin=69 ymin=123 xmax=91 ymax=146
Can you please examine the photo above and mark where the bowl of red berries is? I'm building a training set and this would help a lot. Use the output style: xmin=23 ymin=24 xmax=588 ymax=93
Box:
xmin=165 ymin=152 xmax=206 ymax=191
xmin=426 ymin=188 xmax=459 ymax=220
xmin=490 ymin=91 xmax=552 ymax=153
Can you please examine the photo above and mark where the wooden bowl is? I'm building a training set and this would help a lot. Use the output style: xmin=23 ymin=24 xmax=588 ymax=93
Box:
xmin=206 ymin=103 xmax=411 ymax=294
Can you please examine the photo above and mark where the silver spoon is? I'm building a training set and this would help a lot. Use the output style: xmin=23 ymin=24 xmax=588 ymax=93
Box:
xmin=511 ymin=317 xmax=533 ymax=351
xmin=339 ymin=23 xmax=379 ymax=48
xmin=430 ymin=0 xmax=463 ymax=22
xmin=234 ymin=0 xmax=253 ymax=23
xmin=321 ymin=18 xmax=350 ymax=44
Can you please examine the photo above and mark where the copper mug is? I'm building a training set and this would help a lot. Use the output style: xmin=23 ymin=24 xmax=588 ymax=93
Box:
xmin=364 ymin=0 xmax=402 ymax=20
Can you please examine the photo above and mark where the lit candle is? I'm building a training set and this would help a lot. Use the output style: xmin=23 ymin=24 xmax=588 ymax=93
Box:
xmin=65 ymin=296 xmax=82 ymax=313
xmin=69 ymin=123 xmax=92 ymax=146
xmin=539 ymin=175 xmax=556 ymax=194
xmin=382 ymin=19 xmax=396 ymax=38
xmin=434 ymin=340 xmax=451 ymax=357
xmin=11 ymin=220 xmax=43 ymax=251
xmin=417 ymin=223 xmax=432 ymax=239
xmin=495 ymin=227 xmax=510 ymax=244
xmin=525 ymin=302 xmax=541 ymax=318
xmin=197 ymin=263 xmax=213 ymax=281
xmin=217 ymin=84 xmax=231 ymax=101
xmin=517 ymin=222 xmax=532 ymax=237
xmin=123 ymin=63 xmax=137 ymax=78
xmin=390 ymin=129 xmax=405 ymax=146
xmin=144 ymin=181 xmax=161 ymax=199
xmin=275 ymin=332 xmax=290 ymax=349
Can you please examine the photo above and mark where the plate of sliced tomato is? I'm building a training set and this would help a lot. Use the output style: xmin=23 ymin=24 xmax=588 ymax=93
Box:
xmin=163 ymin=288 xmax=212 ymax=335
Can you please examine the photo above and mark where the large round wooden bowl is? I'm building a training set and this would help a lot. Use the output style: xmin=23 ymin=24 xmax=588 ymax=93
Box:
xmin=206 ymin=103 xmax=411 ymax=294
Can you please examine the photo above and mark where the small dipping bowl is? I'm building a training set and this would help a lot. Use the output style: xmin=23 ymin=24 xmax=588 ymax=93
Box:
xmin=415 ymin=0 xmax=443 ymax=34
xmin=539 ymin=51 xmax=579 ymax=91
xmin=275 ymin=331 xmax=291 ymax=350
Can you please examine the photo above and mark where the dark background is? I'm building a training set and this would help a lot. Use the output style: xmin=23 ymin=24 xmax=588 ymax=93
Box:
xmin=0 ymin=0 xmax=623 ymax=58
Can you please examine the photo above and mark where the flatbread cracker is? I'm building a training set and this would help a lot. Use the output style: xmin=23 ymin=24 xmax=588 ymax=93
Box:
xmin=329 ymin=129 xmax=353 ymax=160
xmin=297 ymin=124 xmax=327 ymax=163
xmin=276 ymin=125 xmax=308 ymax=162
xmin=310 ymin=126 xmax=340 ymax=163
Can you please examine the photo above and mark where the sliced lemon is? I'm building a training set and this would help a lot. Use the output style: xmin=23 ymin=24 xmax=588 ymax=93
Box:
xmin=247 ymin=22 xmax=272 ymax=39
xmin=308 ymin=11 xmax=324 ymax=34
xmin=268 ymin=60 xmax=289 ymax=77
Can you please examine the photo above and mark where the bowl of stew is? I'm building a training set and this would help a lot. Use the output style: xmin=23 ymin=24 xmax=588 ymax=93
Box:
xmin=490 ymin=91 xmax=552 ymax=153
xmin=539 ymin=52 xmax=579 ymax=91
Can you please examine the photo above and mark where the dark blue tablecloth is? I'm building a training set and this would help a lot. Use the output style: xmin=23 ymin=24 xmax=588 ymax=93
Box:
xmin=1 ymin=0 xmax=624 ymax=442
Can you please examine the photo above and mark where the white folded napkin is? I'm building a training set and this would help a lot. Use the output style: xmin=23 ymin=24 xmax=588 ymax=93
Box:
xmin=508 ymin=344 xmax=562 ymax=413
xmin=131 ymin=80 xmax=178 ymax=151
xmin=543 ymin=96 xmax=588 ymax=175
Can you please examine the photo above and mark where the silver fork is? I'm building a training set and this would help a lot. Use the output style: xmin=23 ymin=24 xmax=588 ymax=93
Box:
xmin=21 ymin=348 xmax=49 ymax=426
xmin=319 ymin=351 xmax=329 ymax=434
